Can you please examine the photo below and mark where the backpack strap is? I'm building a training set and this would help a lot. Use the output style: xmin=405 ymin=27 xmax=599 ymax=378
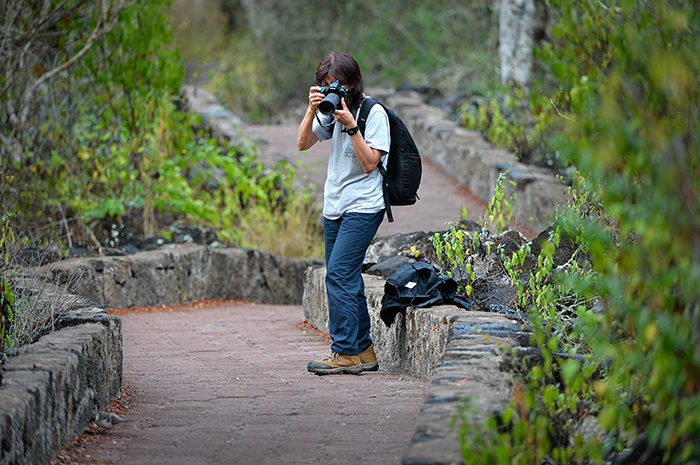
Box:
xmin=357 ymin=97 xmax=377 ymax=134
xmin=357 ymin=97 xmax=394 ymax=222
xmin=377 ymin=164 xmax=394 ymax=222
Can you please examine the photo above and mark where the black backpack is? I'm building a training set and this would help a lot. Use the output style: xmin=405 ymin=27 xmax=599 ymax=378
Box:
xmin=358 ymin=97 xmax=422 ymax=223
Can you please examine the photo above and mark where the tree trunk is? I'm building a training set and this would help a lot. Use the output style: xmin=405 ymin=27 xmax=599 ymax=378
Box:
xmin=498 ymin=0 xmax=546 ymax=89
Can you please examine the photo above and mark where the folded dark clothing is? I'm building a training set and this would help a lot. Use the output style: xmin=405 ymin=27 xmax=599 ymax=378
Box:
xmin=380 ymin=262 xmax=471 ymax=326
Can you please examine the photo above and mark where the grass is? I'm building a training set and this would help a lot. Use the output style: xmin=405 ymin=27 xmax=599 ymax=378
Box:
xmin=1 ymin=230 xmax=87 ymax=355
xmin=235 ymin=199 xmax=324 ymax=259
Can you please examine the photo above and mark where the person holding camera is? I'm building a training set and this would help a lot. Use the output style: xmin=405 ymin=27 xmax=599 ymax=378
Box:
xmin=297 ymin=51 xmax=390 ymax=375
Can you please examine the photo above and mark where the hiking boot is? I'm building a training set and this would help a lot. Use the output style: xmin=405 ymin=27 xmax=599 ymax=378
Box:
xmin=307 ymin=352 xmax=363 ymax=375
xmin=359 ymin=345 xmax=379 ymax=372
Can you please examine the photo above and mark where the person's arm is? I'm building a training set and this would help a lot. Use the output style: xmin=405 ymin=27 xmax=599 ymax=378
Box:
xmin=349 ymin=135 xmax=383 ymax=174
xmin=334 ymin=98 xmax=384 ymax=173
xmin=297 ymin=86 xmax=324 ymax=151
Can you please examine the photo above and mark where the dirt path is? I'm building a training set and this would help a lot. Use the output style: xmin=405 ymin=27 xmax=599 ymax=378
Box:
xmin=55 ymin=301 xmax=428 ymax=465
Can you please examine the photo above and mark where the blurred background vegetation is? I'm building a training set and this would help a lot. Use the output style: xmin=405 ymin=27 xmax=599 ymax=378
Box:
xmin=1 ymin=1 xmax=699 ymax=463
xmin=172 ymin=0 xmax=500 ymax=120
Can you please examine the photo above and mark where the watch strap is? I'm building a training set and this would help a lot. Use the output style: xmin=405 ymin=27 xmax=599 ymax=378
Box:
xmin=344 ymin=125 xmax=360 ymax=135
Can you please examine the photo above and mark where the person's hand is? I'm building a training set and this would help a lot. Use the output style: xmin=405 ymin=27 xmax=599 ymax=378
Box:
xmin=308 ymin=86 xmax=325 ymax=112
xmin=334 ymin=97 xmax=357 ymax=129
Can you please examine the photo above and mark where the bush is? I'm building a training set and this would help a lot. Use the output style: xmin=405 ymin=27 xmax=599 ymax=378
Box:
xmin=558 ymin=2 xmax=700 ymax=461
xmin=458 ymin=1 xmax=700 ymax=463
xmin=0 ymin=0 xmax=323 ymax=259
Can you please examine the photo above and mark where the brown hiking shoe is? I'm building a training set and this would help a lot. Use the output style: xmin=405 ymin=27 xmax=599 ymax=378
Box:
xmin=359 ymin=345 xmax=379 ymax=372
xmin=307 ymin=352 xmax=363 ymax=375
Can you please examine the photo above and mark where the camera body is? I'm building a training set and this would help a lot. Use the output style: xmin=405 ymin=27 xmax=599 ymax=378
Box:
xmin=317 ymin=80 xmax=350 ymax=115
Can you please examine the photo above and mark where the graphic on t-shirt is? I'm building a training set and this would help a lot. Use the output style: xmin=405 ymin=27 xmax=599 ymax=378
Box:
xmin=343 ymin=137 xmax=355 ymax=157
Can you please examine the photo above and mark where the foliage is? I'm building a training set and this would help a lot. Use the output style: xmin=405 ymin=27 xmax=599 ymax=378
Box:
xmin=462 ymin=96 xmax=529 ymax=161
xmin=1 ymin=275 xmax=14 ymax=357
xmin=484 ymin=173 xmax=517 ymax=234
xmin=430 ymin=224 xmax=482 ymax=298
xmin=0 ymin=273 xmax=13 ymax=384
xmin=1 ymin=0 xmax=323 ymax=258
xmin=555 ymin=2 xmax=700 ymax=461
xmin=458 ymin=1 xmax=700 ymax=464
xmin=453 ymin=184 xmax=606 ymax=464
xmin=1 ymin=216 xmax=17 ymax=359
xmin=427 ymin=177 xmax=604 ymax=463
xmin=459 ymin=0 xmax=621 ymax=169
xmin=234 ymin=198 xmax=325 ymax=259
xmin=430 ymin=172 xmax=514 ymax=295
xmin=40 ymin=0 xmax=186 ymax=237
xmin=1 ymin=0 xmax=183 ymax=230
xmin=63 ymin=96 xmax=314 ymax=248
xmin=0 ymin=0 xmax=132 ymax=167
xmin=0 ymin=215 xmax=85 ymax=367
xmin=170 ymin=0 xmax=499 ymax=120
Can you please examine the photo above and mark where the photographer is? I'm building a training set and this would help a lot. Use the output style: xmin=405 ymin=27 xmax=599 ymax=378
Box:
xmin=298 ymin=51 xmax=390 ymax=375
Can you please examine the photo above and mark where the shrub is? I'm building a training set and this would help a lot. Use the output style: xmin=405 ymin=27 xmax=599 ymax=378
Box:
xmin=557 ymin=2 xmax=700 ymax=461
xmin=0 ymin=0 xmax=324 ymax=259
xmin=458 ymin=2 xmax=700 ymax=463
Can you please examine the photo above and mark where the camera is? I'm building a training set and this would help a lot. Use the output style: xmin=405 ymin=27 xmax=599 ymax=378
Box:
xmin=317 ymin=80 xmax=350 ymax=115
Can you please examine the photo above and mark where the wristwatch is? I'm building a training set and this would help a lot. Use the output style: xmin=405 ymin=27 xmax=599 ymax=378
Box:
xmin=345 ymin=125 xmax=360 ymax=136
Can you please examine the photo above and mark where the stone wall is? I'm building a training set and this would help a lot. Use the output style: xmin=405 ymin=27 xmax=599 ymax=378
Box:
xmin=303 ymin=267 xmax=529 ymax=465
xmin=0 ymin=306 xmax=122 ymax=465
xmin=45 ymin=243 xmax=324 ymax=309
xmin=3 ymin=240 xmax=526 ymax=465
xmin=376 ymin=91 xmax=571 ymax=233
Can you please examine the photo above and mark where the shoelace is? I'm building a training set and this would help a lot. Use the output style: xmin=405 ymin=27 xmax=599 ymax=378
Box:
xmin=321 ymin=352 xmax=339 ymax=362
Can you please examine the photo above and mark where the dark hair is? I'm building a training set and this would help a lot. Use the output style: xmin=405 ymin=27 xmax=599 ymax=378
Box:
xmin=315 ymin=51 xmax=365 ymax=112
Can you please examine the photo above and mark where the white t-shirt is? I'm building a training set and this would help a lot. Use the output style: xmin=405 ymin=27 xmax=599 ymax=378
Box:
xmin=312 ymin=98 xmax=390 ymax=220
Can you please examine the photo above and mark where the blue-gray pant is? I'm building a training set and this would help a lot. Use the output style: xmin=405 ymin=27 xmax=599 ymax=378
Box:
xmin=324 ymin=211 xmax=384 ymax=356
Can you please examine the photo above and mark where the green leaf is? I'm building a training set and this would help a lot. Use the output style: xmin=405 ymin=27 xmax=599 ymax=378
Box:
xmin=560 ymin=358 xmax=581 ymax=386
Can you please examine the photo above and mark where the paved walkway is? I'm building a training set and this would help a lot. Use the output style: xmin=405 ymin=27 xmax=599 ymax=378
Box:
xmin=244 ymin=123 xmax=489 ymax=238
xmin=55 ymin=98 xmax=527 ymax=464
xmin=58 ymin=302 xmax=428 ymax=464
xmin=185 ymin=86 xmax=493 ymax=238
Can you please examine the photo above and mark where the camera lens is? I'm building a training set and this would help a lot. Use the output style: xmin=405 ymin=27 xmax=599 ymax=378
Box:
xmin=319 ymin=93 xmax=341 ymax=115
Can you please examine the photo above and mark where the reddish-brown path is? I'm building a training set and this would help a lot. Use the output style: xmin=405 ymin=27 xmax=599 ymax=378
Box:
xmin=186 ymin=86 xmax=531 ymax=238
xmin=244 ymin=124 xmax=490 ymax=237
xmin=56 ymin=301 xmax=428 ymax=465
